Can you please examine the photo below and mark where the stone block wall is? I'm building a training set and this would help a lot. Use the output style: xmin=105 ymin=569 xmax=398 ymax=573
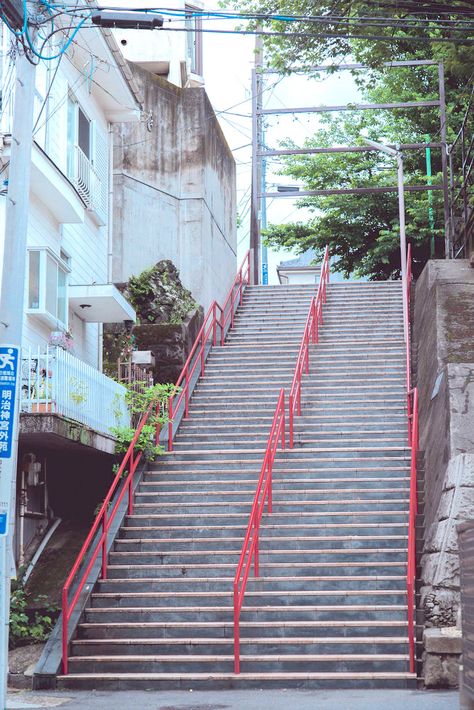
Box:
xmin=413 ymin=259 xmax=474 ymax=686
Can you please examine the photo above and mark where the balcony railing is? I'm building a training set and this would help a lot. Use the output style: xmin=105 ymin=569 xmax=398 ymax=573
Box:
xmin=21 ymin=346 xmax=129 ymax=436
xmin=71 ymin=145 xmax=101 ymax=210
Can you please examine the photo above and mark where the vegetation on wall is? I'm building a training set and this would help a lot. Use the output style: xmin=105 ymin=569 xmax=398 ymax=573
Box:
xmin=125 ymin=260 xmax=198 ymax=326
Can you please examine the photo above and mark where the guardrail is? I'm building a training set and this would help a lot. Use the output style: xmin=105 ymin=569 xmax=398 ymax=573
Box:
xmin=288 ymin=246 xmax=329 ymax=447
xmin=61 ymin=402 xmax=161 ymax=674
xmin=167 ymin=251 xmax=250 ymax=451
xmin=233 ymin=389 xmax=286 ymax=674
xmin=21 ymin=345 xmax=129 ymax=435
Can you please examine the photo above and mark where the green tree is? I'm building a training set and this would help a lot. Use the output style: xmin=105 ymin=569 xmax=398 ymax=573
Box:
xmin=226 ymin=0 xmax=473 ymax=277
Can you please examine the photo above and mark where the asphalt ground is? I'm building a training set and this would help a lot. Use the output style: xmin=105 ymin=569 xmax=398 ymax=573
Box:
xmin=6 ymin=688 xmax=458 ymax=710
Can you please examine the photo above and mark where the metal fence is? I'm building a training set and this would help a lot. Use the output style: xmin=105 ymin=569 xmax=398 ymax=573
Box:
xmin=21 ymin=345 xmax=129 ymax=435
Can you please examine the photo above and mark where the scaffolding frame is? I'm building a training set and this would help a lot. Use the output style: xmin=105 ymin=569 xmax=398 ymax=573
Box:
xmin=250 ymin=59 xmax=450 ymax=283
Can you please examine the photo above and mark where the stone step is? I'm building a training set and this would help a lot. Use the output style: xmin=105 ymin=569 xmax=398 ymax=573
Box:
xmin=71 ymin=634 xmax=410 ymax=657
xmin=66 ymin=652 xmax=409 ymax=674
xmin=90 ymin=589 xmax=409 ymax=608
xmin=105 ymin=561 xmax=407 ymax=580
xmin=94 ymin=574 xmax=407 ymax=594
xmin=115 ymin=534 xmax=408 ymax=552
xmin=57 ymin=670 xmax=416 ymax=690
xmin=77 ymin=618 xmax=409 ymax=640
xmin=121 ymin=522 xmax=409 ymax=539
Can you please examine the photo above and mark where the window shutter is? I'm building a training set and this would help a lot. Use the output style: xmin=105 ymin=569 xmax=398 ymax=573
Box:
xmin=91 ymin=121 xmax=109 ymax=226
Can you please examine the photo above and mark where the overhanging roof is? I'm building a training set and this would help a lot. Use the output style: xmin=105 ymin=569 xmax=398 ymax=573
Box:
xmin=69 ymin=284 xmax=136 ymax=323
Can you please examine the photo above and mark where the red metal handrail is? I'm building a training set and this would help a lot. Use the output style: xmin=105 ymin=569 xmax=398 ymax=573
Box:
xmin=168 ymin=251 xmax=250 ymax=451
xmin=61 ymin=403 xmax=159 ymax=674
xmin=405 ymin=244 xmax=413 ymax=440
xmin=61 ymin=252 xmax=250 ymax=675
xmin=233 ymin=388 xmax=286 ymax=674
xmin=404 ymin=242 xmax=418 ymax=673
xmin=407 ymin=387 xmax=418 ymax=674
xmin=288 ymin=246 xmax=330 ymax=447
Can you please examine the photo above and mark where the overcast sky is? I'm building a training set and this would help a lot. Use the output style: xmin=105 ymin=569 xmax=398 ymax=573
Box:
xmin=200 ymin=9 xmax=362 ymax=282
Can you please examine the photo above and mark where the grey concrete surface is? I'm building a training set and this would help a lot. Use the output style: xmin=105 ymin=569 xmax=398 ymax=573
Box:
xmin=6 ymin=688 xmax=458 ymax=710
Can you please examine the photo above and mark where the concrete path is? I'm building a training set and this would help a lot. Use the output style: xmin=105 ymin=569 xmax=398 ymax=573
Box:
xmin=6 ymin=688 xmax=458 ymax=710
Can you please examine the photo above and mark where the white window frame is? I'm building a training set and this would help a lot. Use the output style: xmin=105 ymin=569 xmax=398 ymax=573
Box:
xmin=185 ymin=5 xmax=203 ymax=77
xmin=66 ymin=90 xmax=108 ymax=224
xmin=26 ymin=247 xmax=71 ymax=329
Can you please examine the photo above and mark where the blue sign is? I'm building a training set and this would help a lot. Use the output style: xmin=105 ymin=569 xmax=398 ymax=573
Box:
xmin=262 ymin=262 xmax=268 ymax=285
xmin=0 ymin=346 xmax=19 ymax=460
xmin=0 ymin=345 xmax=19 ymax=536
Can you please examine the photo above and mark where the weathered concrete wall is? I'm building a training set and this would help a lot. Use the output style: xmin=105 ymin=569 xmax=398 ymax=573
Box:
xmin=414 ymin=259 xmax=474 ymax=685
xmin=113 ymin=66 xmax=236 ymax=311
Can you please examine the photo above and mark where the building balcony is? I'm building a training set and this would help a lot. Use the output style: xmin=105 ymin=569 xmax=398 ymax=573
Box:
xmin=20 ymin=346 xmax=129 ymax=447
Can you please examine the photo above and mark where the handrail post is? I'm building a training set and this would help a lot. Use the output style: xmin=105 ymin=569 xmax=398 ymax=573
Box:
xmin=101 ymin=510 xmax=107 ymax=580
xmin=128 ymin=453 xmax=134 ymax=516
xmin=62 ymin=590 xmax=68 ymax=675
xmin=239 ymin=270 xmax=244 ymax=305
xmin=184 ymin=365 xmax=190 ymax=419
xmin=233 ymin=586 xmax=240 ymax=674
xmin=212 ymin=302 xmax=217 ymax=346
xmin=220 ymin=307 xmax=225 ymax=346
xmin=200 ymin=331 xmax=205 ymax=376
xmin=281 ymin=408 xmax=286 ymax=451
xmin=289 ymin=393 xmax=294 ymax=449
xmin=254 ymin=507 xmax=259 ymax=576
xmin=268 ymin=456 xmax=273 ymax=514
xmin=311 ymin=299 xmax=316 ymax=343
xmin=231 ymin=289 xmax=235 ymax=329
xmin=297 ymin=380 xmax=302 ymax=416
xmin=168 ymin=397 xmax=173 ymax=452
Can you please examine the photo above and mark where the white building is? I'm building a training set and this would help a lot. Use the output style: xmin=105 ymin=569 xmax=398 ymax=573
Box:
xmin=0 ymin=20 xmax=141 ymax=566
xmin=112 ymin=0 xmax=205 ymax=89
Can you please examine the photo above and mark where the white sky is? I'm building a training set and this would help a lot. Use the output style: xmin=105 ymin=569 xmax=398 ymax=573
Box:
xmin=200 ymin=12 xmax=362 ymax=282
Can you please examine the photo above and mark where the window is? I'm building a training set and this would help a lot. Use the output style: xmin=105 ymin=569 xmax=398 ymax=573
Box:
xmin=27 ymin=248 xmax=70 ymax=328
xmin=66 ymin=91 xmax=108 ymax=224
xmin=185 ymin=5 xmax=203 ymax=76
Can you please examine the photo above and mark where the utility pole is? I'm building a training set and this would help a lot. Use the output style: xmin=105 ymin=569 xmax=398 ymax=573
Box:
xmin=250 ymin=32 xmax=263 ymax=285
xmin=425 ymin=134 xmax=436 ymax=257
xmin=261 ymin=126 xmax=268 ymax=285
xmin=0 ymin=40 xmax=36 ymax=708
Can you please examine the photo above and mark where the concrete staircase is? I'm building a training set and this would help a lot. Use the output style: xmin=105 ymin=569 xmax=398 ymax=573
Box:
xmin=59 ymin=281 xmax=416 ymax=689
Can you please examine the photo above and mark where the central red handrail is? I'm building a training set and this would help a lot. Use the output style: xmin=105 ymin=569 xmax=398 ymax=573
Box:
xmin=168 ymin=251 xmax=250 ymax=450
xmin=288 ymin=246 xmax=330 ymax=447
xmin=233 ymin=389 xmax=286 ymax=674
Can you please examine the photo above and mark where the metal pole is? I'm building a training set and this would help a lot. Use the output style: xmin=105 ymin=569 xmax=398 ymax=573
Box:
xmin=0 ymin=47 xmax=37 ymax=710
xmin=261 ymin=127 xmax=268 ymax=285
xmin=425 ymin=134 xmax=436 ymax=257
xmin=250 ymin=34 xmax=263 ymax=285
xmin=397 ymin=151 xmax=408 ymax=344
xmin=438 ymin=62 xmax=451 ymax=258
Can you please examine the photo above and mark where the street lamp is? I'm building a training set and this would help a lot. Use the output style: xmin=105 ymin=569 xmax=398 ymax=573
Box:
xmin=362 ymin=137 xmax=408 ymax=339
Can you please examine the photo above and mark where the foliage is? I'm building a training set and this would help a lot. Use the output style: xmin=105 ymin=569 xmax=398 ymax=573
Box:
xmin=110 ymin=380 xmax=178 ymax=460
xmin=226 ymin=0 xmax=473 ymax=278
xmin=262 ymin=106 xmax=445 ymax=279
xmin=9 ymin=581 xmax=56 ymax=648
xmin=126 ymin=261 xmax=198 ymax=326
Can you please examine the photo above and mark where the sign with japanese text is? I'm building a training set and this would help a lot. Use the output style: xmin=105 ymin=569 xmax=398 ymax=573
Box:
xmin=0 ymin=345 xmax=19 ymax=536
